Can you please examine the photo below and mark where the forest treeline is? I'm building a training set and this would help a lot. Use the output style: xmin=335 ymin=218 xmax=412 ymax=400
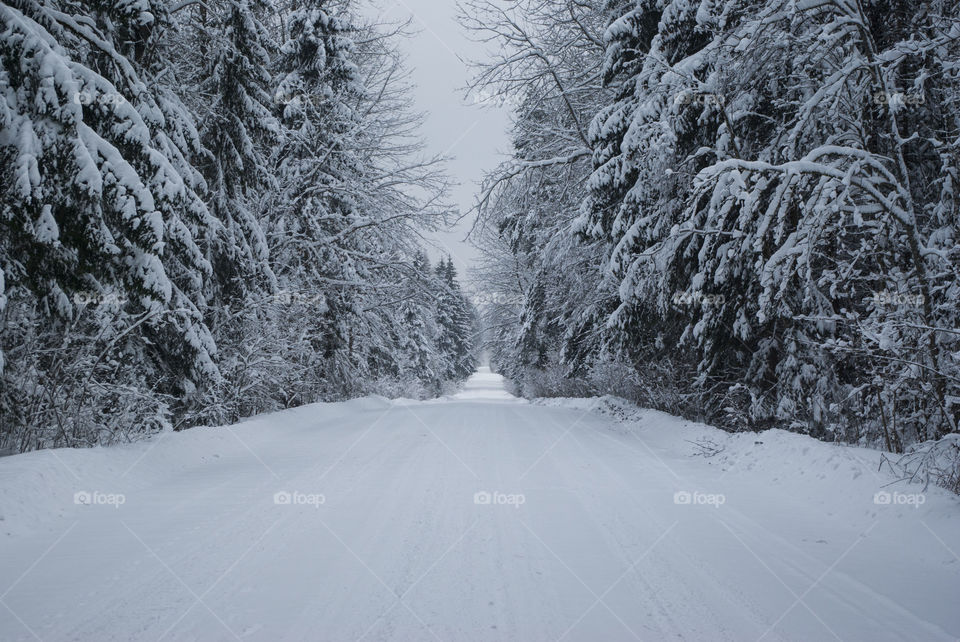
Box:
xmin=0 ymin=0 xmax=477 ymax=453
xmin=467 ymin=0 xmax=960 ymax=489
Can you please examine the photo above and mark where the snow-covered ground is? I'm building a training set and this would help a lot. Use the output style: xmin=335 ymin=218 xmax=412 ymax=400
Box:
xmin=1 ymin=367 xmax=958 ymax=641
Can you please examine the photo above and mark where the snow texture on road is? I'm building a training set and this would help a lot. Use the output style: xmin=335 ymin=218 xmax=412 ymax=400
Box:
xmin=1 ymin=367 xmax=959 ymax=641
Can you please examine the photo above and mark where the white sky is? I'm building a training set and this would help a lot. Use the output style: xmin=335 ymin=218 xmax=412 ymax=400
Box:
xmin=363 ymin=0 xmax=513 ymax=283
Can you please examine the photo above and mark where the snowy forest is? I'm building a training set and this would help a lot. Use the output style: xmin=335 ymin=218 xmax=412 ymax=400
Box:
xmin=3 ymin=1 xmax=960 ymax=639
xmin=2 ymin=0 xmax=960 ymax=487
xmin=467 ymin=0 xmax=960 ymax=488
xmin=0 ymin=0 xmax=478 ymax=453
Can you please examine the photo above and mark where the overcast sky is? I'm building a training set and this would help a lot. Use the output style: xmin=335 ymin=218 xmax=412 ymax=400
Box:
xmin=363 ymin=0 xmax=512 ymax=284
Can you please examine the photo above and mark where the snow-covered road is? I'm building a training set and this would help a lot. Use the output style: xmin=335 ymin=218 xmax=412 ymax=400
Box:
xmin=1 ymin=367 xmax=958 ymax=641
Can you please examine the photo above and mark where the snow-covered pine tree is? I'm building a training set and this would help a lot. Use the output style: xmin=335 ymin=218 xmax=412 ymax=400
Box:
xmin=200 ymin=0 xmax=276 ymax=291
xmin=0 ymin=0 xmax=220 ymax=449
xmin=397 ymin=252 xmax=442 ymax=394
xmin=185 ymin=0 xmax=284 ymax=422
xmin=82 ymin=0 xmax=222 ymax=390
xmin=574 ymin=0 xmax=732 ymax=417
xmin=267 ymin=0 xmax=370 ymax=399
xmin=433 ymin=258 xmax=477 ymax=380
xmin=579 ymin=0 xmax=960 ymax=444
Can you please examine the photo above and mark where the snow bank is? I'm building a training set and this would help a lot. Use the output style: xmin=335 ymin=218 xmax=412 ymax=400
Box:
xmin=534 ymin=395 xmax=960 ymax=547
xmin=0 ymin=396 xmax=394 ymax=538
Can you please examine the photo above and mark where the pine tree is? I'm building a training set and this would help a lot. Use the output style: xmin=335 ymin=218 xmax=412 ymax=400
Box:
xmin=395 ymin=252 xmax=441 ymax=393
xmin=433 ymin=258 xmax=477 ymax=380
xmin=200 ymin=0 xmax=277 ymax=297
xmin=268 ymin=0 xmax=369 ymax=397
xmin=1 ymin=0 xmax=221 ymax=447
xmin=579 ymin=0 xmax=960 ymax=442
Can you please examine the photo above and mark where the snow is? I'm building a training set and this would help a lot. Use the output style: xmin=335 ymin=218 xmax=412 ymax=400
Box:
xmin=33 ymin=205 xmax=58 ymax=243
xmin=450 ymin=366 xmax=522 ymax=402
xmin=1 ymin=371 xmax=958 ymax=641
